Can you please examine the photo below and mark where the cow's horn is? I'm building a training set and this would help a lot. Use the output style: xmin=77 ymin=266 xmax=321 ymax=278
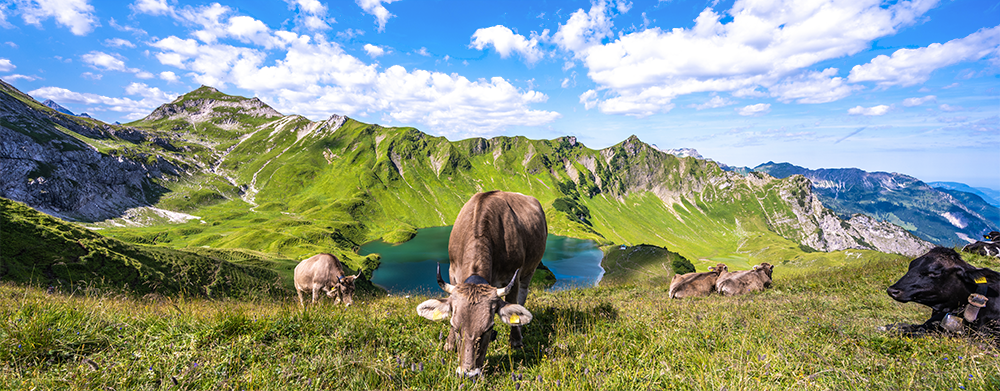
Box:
xmin=497 ymin=269 xmax=520 ymax=297
xmin=437 ymin=263 xmax=456 ymax=294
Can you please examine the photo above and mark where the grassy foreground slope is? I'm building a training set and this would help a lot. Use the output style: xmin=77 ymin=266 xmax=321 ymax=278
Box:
xmin=0 ymin=197 xmax=289 ymax=297
xmin=3 ymin=251 xmax=999 ymax=390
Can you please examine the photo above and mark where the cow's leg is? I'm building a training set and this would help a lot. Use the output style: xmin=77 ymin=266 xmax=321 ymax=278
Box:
xmin=885 ymin=310 xmax=947 ymax=335
xmin=312 ymin=287 xmax=320 ymax=305
xmin=444 ymin=327 xmax=458 ymax=351
xmin=296 ymin=289 xmax=305 ymax=308
xmin=506 ymin=279 xmax=529 ymax=349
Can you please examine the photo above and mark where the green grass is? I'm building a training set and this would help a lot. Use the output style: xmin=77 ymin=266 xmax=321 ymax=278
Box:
xmin=2 ymin=252 xmax=999 ymax=390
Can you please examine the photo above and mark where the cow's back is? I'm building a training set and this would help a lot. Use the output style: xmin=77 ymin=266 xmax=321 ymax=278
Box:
xmin=717 ymin=269 xmax=771 ymax=296
xmin=669 ymin=272 xmax=718 ymax=298
xmin=294 ymin=253 xmax=344 ymax=290
xmin=448 ymin=191 xmax=547 ymax=286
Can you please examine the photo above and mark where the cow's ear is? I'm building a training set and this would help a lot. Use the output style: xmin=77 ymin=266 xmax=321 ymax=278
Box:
xmin=416 ymin=298 xmax=452 ymax=321
xmin=498 ymin=303 xmax=532 ymax=326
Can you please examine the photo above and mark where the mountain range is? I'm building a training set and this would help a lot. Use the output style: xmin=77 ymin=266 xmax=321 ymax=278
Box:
xmin=0 ymin=80 xmax=952 ymax=279
xmin=754 ymin=162 xmax=999 ymax=246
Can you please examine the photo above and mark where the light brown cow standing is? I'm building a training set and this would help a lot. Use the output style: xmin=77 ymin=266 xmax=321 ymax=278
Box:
xmin=416 ymin=190 xmax=547 ymax=377
xmin=668 ymin=263 xmax=728 ymax=299
xmin=294 ymin=253 xmax=360 ymax=307
xmin=716 ymin=262 xmax=774 ymax=296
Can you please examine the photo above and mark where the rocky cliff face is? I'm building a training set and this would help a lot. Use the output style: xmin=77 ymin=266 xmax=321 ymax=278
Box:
xmin=0 ymin=80 xmax=178 ymax=222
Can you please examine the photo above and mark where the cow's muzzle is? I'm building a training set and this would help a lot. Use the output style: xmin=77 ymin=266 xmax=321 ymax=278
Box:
xmin=886 ymin=287 xmax=907 ymax=302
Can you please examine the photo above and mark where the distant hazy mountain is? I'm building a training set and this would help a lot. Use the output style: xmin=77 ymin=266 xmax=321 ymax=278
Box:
xmin=41 ymin=99 xmax=74 ymax=116
xmin=755 ymin=162 xmax=999 ymax=246
xmin=928 ymin=181 xmax=1000 ymax=207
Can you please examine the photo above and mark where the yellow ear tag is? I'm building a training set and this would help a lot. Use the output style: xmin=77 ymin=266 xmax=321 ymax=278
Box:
xmin=975 ymin=276 xmax=988 ymax=284
xmin=509 ymin=314 xmax=520 ymax=324
xmin=432 ymin=309 xmax=444 ymax=320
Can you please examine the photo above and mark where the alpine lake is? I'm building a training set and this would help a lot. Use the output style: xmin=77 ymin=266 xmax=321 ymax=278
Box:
xmin=359 ymin=226 xmax=605 ymax=294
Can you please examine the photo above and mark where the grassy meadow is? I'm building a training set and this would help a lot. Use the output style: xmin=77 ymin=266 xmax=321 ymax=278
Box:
xmin=3 ymin=250 xmax=999 ymax=390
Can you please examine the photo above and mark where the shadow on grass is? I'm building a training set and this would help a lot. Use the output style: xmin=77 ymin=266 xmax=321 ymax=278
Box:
xmin=486 ymin=301 xmax=619 ymax=374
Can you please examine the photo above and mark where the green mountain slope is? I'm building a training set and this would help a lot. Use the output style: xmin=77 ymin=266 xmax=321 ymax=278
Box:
xmin=0 ymin=197 xmax=289 ymax=297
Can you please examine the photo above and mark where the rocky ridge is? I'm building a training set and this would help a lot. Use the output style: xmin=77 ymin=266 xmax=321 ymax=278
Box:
xmin=0 ymin=79 xmax=179 ymax=221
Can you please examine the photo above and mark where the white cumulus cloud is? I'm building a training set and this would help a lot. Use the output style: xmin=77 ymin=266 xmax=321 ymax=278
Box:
xmin=28 ymin=85 xmax=168 ymax=117
xmin=560 ymin=0 xmax=938 ymax=116
xmin=81 ymin=51 xmax=130 ymax=72
xmin=0 ymin=58 xmax=14 ymax=72
xmin=738 ymin=103 xmax=770 ymax=116
xmin=286 ymin=0 xmax=333 ymax=30
xmin=692 ymin=95 xmax=734 ymax=110
xmin=848 ymin=26 xmax=1000 ymax=87
xmin=131 ymin=0 xmax=172 ymax=16
xmin=902 ymin=95 xmax=936 ymax=107
xmin=148 ymin=32 xmax=559 ymax=135
xmin=848 ymin=104 xmax=891 ymax=116
xmin=103 ymin=38 xmax=135 ymax=48
xmin=20 ymin=0 xmax=100 ymax=35
xmin=470 ymin=25 xmax=546 ymax=65
xmin=364 ymin=43 xmax=386 ymax=58
xmin=159 ymin=71 xmax=179 ymax=82
xmin=356 ymin=0 xmax=399 ymax=32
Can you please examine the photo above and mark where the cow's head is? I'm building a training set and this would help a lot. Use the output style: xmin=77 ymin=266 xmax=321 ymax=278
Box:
xmin=887 ymin=248 xmax=974 ymax=311
xmin=709 ymin=263 xmax=728 ymax=274
xmin=754 ymin=263 xmax=774 ymax=279
xmin=416 ymin=266 xmax=532 ymax=377
xmin=333 ymin=274 xmax=360 ymax=306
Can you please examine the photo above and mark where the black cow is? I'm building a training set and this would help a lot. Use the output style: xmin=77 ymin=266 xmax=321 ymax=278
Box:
xmin=886 ymin=247 xmax=999 ymax=337
xmin=961 ymin=231 xmax=1000 ymax=258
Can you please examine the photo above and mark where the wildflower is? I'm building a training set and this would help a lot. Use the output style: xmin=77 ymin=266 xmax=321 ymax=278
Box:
xmin=419 ymin=362 xmax=424 ymax=372
xmin=537 ymin=375 xmax=542 ymax=382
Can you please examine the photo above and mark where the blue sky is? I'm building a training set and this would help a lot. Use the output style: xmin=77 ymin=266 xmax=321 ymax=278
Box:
xmin=1 ymin=0 xmax=998 ymax=189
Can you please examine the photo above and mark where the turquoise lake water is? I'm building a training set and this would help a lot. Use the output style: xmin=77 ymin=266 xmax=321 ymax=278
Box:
xmin=359 ymin=226 xmax=604 ymax=294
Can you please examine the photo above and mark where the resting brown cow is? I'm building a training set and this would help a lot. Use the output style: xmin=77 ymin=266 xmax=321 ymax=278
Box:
xmin=294 ymin=253 xmax=360 ymax=307
xmin=886 ymin=247 xmax=999 ymax=337
xmin=716 ymin=263 xmax=774 ymax=296
xmin=416 ymin=191 xmax=546 ymax=377
xmin=669 ymin=263 xmax=727 ymax=299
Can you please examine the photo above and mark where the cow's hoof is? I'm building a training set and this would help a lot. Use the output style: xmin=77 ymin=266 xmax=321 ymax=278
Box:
xmin=443 ymin=342 xmax=455 ymax=351
xmin=510 ymin=340 xmax=524 ymax=349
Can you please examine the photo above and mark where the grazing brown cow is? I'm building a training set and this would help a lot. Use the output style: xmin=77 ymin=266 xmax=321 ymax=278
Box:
xmin=716 ymin=263 xmax=774 ymax=296
xmin=668 ymin=263 xmax=728 ymax=299
xmin=294 ymin=253 xmax=360 ymax=307
xmin=416 ymin=191 xmax=546 ymax=377
xmin=886 ymin=247 xmax=999 ymax=337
